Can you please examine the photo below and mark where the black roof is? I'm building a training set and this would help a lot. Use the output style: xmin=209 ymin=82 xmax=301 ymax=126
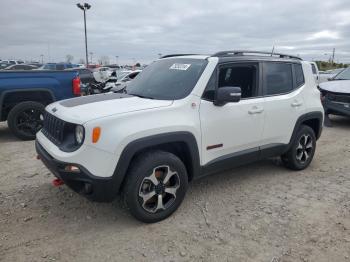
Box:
xmin=161 ymin=50 xmax=302 ymax=63
xmin=212 ymin=50 xmax=301 ymax=60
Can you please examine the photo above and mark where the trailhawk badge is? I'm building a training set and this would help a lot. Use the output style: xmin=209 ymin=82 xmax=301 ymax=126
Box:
xmin=52 ymin=107 xmax=57 ymax=113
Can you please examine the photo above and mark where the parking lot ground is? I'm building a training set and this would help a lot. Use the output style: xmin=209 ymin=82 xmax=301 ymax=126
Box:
xmin=0 ymin=117 xmax=350 ymax=262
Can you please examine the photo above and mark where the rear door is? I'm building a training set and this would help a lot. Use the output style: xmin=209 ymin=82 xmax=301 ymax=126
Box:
xmin=261 ymin=62 xmax=305 ymax=147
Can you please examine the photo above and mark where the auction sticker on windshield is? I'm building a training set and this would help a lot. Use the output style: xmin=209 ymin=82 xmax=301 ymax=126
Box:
xmin=170 ymin=63 xmax=191 ymax=71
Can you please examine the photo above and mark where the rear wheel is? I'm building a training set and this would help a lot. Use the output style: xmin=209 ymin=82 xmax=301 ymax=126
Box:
xmin=282 ymin=125 xmax=316 ymax=170
xmin=7 ymin=101 xmax=45 ymax=140
xmin=123 ymin=150 xmax=188 ymax=223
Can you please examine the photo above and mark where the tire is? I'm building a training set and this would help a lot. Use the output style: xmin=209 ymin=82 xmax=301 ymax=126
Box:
xmin=7 ymin=101 xmax=45 ymax=140
xmin=123 ymin=150 xmax=188 ymax=223
xmin=281 ymin=125 xmax=316 ymax=170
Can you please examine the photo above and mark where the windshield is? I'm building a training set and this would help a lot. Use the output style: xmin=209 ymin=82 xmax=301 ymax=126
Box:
xmin=126 ymin=58 xmax=207 ymax=100
xmin=333 ymin=68 xmax=350 ymax=80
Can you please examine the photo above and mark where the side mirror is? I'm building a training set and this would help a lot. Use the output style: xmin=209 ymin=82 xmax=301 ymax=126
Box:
xmin=214 ymin=86 xmax=241 ymax=106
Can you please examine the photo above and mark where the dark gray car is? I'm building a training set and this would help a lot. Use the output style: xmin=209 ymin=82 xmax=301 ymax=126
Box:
xmin=319 ymin=68 xmax=350 ymax=124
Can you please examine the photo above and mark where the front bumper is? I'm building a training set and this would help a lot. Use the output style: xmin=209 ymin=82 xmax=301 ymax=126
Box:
xmin=36 ymin=140 xmax=118 ymax=202
xmin=323 ymin=99 xmax=350 ymax=117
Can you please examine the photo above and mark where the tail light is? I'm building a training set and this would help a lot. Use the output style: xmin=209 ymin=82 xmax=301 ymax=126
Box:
xmin=72 ymin=76 xmax=81 ymax=96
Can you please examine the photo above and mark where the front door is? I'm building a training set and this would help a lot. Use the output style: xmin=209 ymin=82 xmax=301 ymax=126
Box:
xmin=199 ymin=62 xmax=265 ymax=165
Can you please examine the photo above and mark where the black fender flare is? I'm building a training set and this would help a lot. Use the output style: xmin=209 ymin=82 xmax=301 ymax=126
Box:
xmin=289 ymin=111 xmax=324 ymax=145
xmin=0 ymin=88 xmax=56 ymax=120
xmin=112 ymin=131 xmax=201 ymax=193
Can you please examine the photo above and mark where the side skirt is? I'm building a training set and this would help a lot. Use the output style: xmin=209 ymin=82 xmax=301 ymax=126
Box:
xmin=198 ymin=143 xmax=288 ymax=179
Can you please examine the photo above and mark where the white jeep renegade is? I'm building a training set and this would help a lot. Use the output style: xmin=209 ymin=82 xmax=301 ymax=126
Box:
xmin=36 ymin=51 xmax=324 ymax=223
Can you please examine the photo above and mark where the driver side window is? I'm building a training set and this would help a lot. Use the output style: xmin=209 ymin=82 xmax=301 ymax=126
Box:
xmin=202 ymin=63 xmax=259 ymax=101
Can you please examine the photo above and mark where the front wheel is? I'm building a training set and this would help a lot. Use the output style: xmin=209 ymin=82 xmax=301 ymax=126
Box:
xmin=7 ymin=101 xmax=45 ymax=140
xmin=282 ymin=125 xmax=316 ymax=170
xmin=123 ymin=151 xmax=188 ymax=223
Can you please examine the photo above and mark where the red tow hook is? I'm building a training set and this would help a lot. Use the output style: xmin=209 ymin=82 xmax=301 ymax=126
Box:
xmin=36 ymin=155 xmax=41 ymax=160
xmin=52 ymin=178 xmax=64 ymax=187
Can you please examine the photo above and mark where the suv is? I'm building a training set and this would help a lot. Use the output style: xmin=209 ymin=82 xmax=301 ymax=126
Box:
xmin=36 ymin=51 xmax=324 ymax=223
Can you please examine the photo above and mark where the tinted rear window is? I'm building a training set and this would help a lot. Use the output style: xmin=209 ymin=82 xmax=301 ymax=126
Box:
xmin=294 ymin=64 xmax=305 ymax=87
xmin=264 ymin=63 xmax=293 ymax=95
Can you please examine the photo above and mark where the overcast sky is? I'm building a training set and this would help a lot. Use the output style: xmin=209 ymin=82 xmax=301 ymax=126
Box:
xmin=1 ymin=0 xmax=350 ymax=64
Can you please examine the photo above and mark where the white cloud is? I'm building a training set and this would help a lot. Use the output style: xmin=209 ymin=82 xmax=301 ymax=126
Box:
xmin=0 ymin=0 xmax=350 ymax=63
xmin=307 ymin=30 xmax=340 ymax=41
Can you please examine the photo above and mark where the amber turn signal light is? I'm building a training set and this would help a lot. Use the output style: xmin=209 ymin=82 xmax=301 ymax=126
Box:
xmin=92 ymin=127 xmax=101 ymax=143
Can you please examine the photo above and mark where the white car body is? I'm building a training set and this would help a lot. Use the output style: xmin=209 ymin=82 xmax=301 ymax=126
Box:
xmin=92 ymin=67 xmax=113 ymax=82
xmin=37 ymin=55 xmax=323 ymax=175
xmin=117 ymin=70 xmax=142 ymax=82
xmin=36 ymin=52 xmax=324 ymax=221
xmin=1 ymin=59 xmax=22 ymax=65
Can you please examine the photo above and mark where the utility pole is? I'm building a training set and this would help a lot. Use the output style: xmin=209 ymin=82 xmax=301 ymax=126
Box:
xmin=40 ymin=54 xmax=44 ymax=64
xmin=77 ymin=3 xmax=91 ymax=68
xmin=331 ymin=48 xmax=335 ymax=64
xmin=115 ymin=56 xmax=119 ymax=65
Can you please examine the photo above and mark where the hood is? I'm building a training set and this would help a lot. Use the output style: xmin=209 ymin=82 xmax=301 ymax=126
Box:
xmin=46 ymin=93 xmax=173 ymax=124
xmin=319 ymin=80 xmax=350 ymax=94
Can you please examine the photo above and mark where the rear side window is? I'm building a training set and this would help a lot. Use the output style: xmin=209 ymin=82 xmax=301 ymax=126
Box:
xmin=294 ymin=64 xmax=305 ymax=87
xmin=264 ymin=62 xmax=293 ymax=95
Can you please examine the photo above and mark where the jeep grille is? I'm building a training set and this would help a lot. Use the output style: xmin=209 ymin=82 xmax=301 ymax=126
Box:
xmin=41 ymin=112 xmax=65 ymax=145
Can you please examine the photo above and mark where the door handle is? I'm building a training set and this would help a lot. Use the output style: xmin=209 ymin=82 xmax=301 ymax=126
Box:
xmin=248 ymin=106 xmax=264 ymax=114
xmin=291 ymin=101 xmax=303 ymax=107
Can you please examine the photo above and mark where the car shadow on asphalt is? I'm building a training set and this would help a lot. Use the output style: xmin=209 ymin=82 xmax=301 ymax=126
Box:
xmin=326 ymin=115 xmax=350 ymax=129
xmin=0 ymin=122 xmax=18 ymax=143
xmin=24 ymin=158 xmax=286 ymax=229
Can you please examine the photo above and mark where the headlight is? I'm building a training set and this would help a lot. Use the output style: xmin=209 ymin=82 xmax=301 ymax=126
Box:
xmin=75 ymin=125 xmax=85 ymax=144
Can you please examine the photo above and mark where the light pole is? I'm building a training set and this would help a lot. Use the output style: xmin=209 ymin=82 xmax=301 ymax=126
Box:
xmin=40 ymin=54 xmax=44 ymax=64
xmin=115 ymin=56 xmax=119 ymax=65
xmin=77 ymin=3 xmax=91 ymax=67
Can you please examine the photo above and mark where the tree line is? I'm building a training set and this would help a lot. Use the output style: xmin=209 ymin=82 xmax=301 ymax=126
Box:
xmin=315 ymin=61 xmax=348 ymax=71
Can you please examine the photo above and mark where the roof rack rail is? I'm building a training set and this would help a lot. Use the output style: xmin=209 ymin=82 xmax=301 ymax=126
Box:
xmin=211 ymin=50 xmax=302 ymax=60
xmin=160 ymin=54 xmax=198 ymax=59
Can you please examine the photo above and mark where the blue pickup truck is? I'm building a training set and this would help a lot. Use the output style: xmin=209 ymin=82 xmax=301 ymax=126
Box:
xmin=0 ymin=71 xmax=81 ymax=140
